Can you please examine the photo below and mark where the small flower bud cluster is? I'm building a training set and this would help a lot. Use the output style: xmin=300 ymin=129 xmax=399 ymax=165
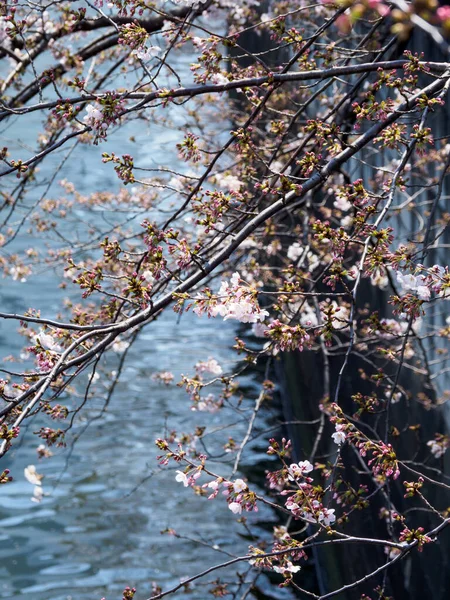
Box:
xmin=122 ymin=587 xmax=136 ymax=600
xmin=118 ymin=23 xmax=148 ymax=50
xmin=0 ymin=469 xmax=12 ymax=484
xmin=398 ymin=526 xmax=431 ymax=552
xmin=36 ymin=427 xmax=66 ymax=448
xmin=0 ymin=424 xmax=20 ymax=452
xmin=264 ymin=320 xmax=311 ymax=352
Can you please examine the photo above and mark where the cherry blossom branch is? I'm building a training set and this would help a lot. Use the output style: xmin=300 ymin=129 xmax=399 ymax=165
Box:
xmin=1 ymin=59 xmax=447 ymax=122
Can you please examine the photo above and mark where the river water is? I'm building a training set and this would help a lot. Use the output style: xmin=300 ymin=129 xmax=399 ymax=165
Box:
xmin=0 ymin=305 xmax=275 ymax=600
xmin=0 ymin=36 xmax=294 ymax=600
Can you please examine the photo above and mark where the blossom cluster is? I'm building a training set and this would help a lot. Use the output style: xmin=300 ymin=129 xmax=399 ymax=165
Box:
xmin=395 ymin=265 xmax=446 ymax=301
xmin=82 ymin=95 xmax=124 ymax=142
xmin=175 ymin=467 xmax=257 ymax=514
xmin=193 ymin=272 xmax=269 ymax=323
xmin=27 ymin=329 xmax=64 ymax=370
xmin=282 ymin=460 xmax=337 ymax=526
xmin=427 ymin=434 xmax=449 ymax=459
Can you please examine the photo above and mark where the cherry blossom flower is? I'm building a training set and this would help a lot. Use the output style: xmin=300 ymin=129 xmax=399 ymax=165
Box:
xmin=202 ymin=272 xmax=269 ymax=323
xmin=195 ymin=358 xmax=223 ymax=375
xmin=273 ymin=561 xmax=301 ymax=574
xmin=192 ymin=393 xmax=221 ymax=413
xmin=175 ymin=471 xmax=189 ymax=487
xmin=215 ymin=173 xmax=242 ymax=192
xmin=437 ymin=6 xmax=450 ymax=22
xmin=332 ymin=424 xmax=346 ymax=446
xmin=24 ymin=465 xmax=43 ymax=486
xmin=427 ymin=439 xmax=447 ymax=459
xmin=132 ymin=45 xmax=162 ymax=61
xmin=287 ymin=243 xmax=320 ymax=270
xmin=210 ymin=73 xmax=229 ymax=86
xmin=112 ymin=339 xmax=130 ymax=353
xmin=287 ymin=242 xmax=302 ymax=262
xmin=191 ymin=36 xmax=208 ymax=50
xmin=385 ymin=546 xmax=402 ymax=560
xmin=396 ymin=271 xmax=431 ymax=300
xmin=385 ymin=387 xmax=402 ymax=404
xmin=333 ymin=194 xmax=352 ymax=212
xmin=34 ymin=330 xmax=62 ymax=353
xmin=83 ymin=104 xmax=103 ymax=129
xmin=318 ymin=507 xmax=336 ymax=526
xmin=233 ymin=479 xmax=247 ymax=493
xmin=371 ymin=271 xmax=389 ymax=289
xmin=228 ymin=501 xmax=242 ymax=514
xmin=341 ymin=215 xmax=354 ymax=228
xmin=32 ymin=486 xmax=44 ymax=503
xmin=203 ymin=479 xmax=221 ymax=499
xmin=141 ymin=270 xmax=155 ymax=285
xmin=260 ymin=13 xmax=273 ymax=23
xmin=10 ymin=266 xmax=29 ymax=282
xmin=152 ymin=371 xmax=174 ymax=385
xmin=287 ymin=460 xmax=314 ymax=480
xmin=0 ymin=17 xmax=13 ymax=47
xmin=252 ymin=322 xmax=267 ymax=337
xmin=2 ymin=384 xmax=21 ymax=399
xmin=216 ymin=300 xmax=268 ymax=323
xmin=89 ymin=372 xmax=100 ymax=384
xmin=36 ymin=444 xmax=53 ymax=459
xmin=302 ymin=501 xmax=336 ymax=526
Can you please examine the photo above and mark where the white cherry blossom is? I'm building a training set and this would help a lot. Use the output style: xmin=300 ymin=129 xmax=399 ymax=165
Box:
xmin=233 ymin=479 xmax=247 ymax=493
xmin=175 ymin=471 xmax=189 ymax=487
xmin=273 ymin=561 xmax=301 ymax=574
xmin=112 ymin=339 xmax=130 ymax=353
xmin=133 ymin=45 xmax=162 ymax=61
xmin=228 ymin=501 xmax=242 ymax=514
xmin=332 ymin=424 xmax=346 ymax=446
xmin=34 ymin=330 xmax=62 ymax=353
xmin=195 ymin=358 xmax=223 ymax=375
xmin=32 ymin=486 xmax=44 ymax=503
xmin=24 ymin=465 xmax=43 ymax=486
xmin=287 ymin=461 xmax=314 ymax=480
xmin=427 ymin=439 xmax=447 ymax=459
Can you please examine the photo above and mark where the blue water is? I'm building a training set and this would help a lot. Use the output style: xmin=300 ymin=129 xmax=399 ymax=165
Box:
xmin=0 ymin=308 xmax=269 ymax=600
